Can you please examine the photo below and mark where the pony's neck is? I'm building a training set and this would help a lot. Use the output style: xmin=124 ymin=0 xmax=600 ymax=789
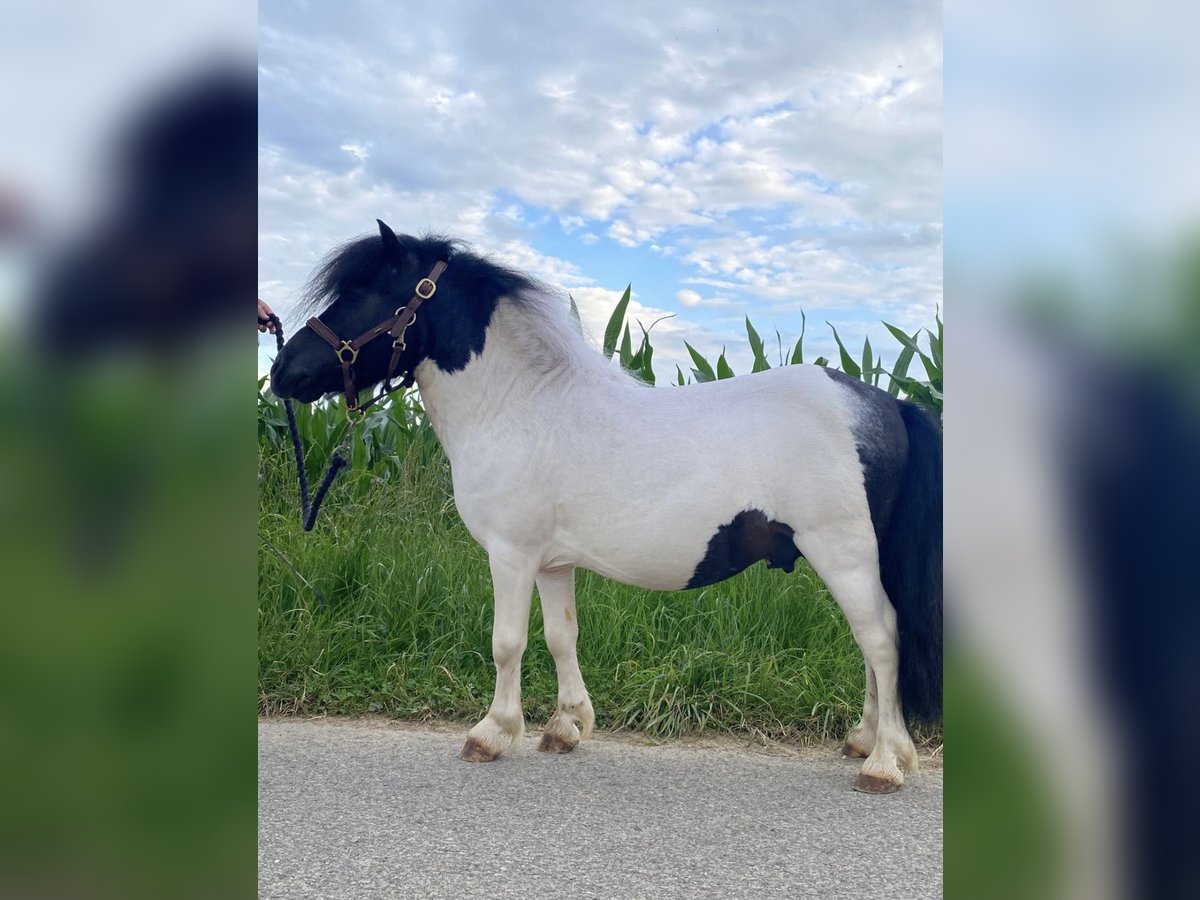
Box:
xmin=415 ymin=298 xmax=621 ymax=450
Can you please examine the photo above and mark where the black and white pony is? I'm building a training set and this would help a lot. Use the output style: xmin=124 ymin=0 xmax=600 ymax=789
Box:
xmin=271 ymin=221 xmax=942 ymax=793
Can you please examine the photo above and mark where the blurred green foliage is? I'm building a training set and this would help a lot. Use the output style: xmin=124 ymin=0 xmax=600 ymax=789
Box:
xmin=1 ymin=338 xmax=255 ymax=899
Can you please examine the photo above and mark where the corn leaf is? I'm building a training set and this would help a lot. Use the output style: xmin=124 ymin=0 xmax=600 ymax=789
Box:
xmin=872 ymin=356 xmax=885 ymax=387
xmin=884 ymin=323 xmax=919 ymax=397
xmin=745 ymin=317 xmax=770 ymax=372
xmin=883 ymin=321 xmax=921 ymax=354
xmin=716 ymin=350 xmax=735 ymax=380
xmin=916 ymin=337 xmax=941 ymax=388
xmin=790 ymin=310 xmax=807 ymax=365
xmin=826 ymin=323 xmax=861 ymax=378
xmin=926 ymin=326 xmax=942 ymax=374
xmin=634 ymin=321 xmax=656 ymax=385
xmin=603 ymin=284 xmax=632 ymax=360
xmin=685 ymin=341 xmax=716 ymax=381
xmin=619 ymin=322 xmax=634 ymax=369
xmin=640 ymin=343 xmax=655 ymax=384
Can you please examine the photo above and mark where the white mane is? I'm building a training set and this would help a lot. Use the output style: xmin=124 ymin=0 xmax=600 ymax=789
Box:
xmin=494 ymin=287 xmax=642 ymax=389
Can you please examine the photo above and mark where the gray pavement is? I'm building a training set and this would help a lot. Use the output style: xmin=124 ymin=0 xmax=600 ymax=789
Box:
xmin=259 ymin=718 xmax=942 ymax=899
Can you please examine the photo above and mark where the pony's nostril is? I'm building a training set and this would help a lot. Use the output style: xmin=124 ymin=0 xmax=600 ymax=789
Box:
xmin=270 ymin=359 xmax=294 ymax=397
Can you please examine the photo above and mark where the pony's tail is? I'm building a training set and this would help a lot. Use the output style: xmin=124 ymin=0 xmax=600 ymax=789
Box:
xmin=880 ymin=400 xmax=943 ymax=725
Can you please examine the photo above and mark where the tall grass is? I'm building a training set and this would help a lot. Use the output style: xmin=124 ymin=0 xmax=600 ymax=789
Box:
xmin=259 ymin=295 xmax=943 ymax=741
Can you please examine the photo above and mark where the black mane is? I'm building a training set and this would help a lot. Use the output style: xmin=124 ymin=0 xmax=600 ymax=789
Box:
xmin=296 ymin=230 xmax=550 ymax=378
xmin=299 ymin=232 xmax=543 ymax=319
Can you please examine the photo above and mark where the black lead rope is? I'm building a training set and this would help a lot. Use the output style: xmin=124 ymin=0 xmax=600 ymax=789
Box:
xmin=268 ymin=314 xmax=350 ymax=532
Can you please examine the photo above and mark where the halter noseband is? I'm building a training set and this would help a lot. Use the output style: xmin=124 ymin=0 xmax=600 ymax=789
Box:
xmin=306 ymin=260 xmax=448 ymax=418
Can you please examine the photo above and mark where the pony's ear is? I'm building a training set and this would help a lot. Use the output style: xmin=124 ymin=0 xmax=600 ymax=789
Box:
xmin=377 ymin=219 xmax=402 ymax=258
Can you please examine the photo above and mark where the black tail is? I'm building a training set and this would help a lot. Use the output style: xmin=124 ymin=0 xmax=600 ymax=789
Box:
xmin=880 ymin=401 xmax=943 ymax=725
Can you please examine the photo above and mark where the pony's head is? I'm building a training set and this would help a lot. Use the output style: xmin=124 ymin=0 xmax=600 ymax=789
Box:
xmin=271 ymin=221 xmax=446 ymax=403
xmin=272 ymin=221 xmax=547 ymax=403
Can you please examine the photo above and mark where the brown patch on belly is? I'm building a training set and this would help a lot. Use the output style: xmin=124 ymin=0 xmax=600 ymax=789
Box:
xmin=565 ymin=608 xmax=573 ymax=621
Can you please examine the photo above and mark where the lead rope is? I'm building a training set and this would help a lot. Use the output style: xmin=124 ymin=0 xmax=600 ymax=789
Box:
xmin=268 ymin=314 xmax=351 ymax=532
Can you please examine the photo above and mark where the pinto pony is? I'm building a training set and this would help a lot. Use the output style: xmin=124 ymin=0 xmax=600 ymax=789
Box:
xmin=271 ymin=222 xmax=942 ymax=793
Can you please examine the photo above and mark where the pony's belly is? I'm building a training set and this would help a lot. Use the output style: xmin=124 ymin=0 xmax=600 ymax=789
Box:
xmin=549 ymin=523 xmax=716 ymax=592
xmin=572 ymin=554 xmax=694 ymax=592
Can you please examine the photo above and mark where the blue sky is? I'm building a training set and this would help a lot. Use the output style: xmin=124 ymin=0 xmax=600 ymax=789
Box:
xmin=258 ymin=0 xmax=942 ymax=378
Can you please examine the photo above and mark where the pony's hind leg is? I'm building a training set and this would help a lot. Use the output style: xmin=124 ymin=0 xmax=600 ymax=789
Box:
xmin=535 ymin=567 xmax=595 ymax=753
xmin=460 ymin=551 xmax=536 ymax=762
xmin=842 ymin=661 xmax=878 ymax=759
xmin=800 ymin=532 xmax=918 ymax=792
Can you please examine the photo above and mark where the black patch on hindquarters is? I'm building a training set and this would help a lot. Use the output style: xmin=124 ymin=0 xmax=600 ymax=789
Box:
xmin=686 ymin=510 xmax=802 ymax=589
xmin=824 ymin=367 xmax=944 ymax=725
xmin=822 ymin=368 xmax=909 ymax=542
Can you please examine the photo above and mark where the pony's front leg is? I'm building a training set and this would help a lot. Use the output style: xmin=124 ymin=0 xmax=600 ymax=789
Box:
xmin=460 ymin=552 xmax=536 ymax=762
xmin=535 ymin=567 xmax=595 ymax=753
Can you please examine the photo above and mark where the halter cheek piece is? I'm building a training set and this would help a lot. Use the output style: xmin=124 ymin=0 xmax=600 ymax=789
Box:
xmin=306 ymin=260 xmax=448 ymax=418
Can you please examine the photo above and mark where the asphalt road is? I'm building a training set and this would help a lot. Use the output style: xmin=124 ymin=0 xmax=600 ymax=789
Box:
xmin=259 ymin=719 xmax=942 ymax=899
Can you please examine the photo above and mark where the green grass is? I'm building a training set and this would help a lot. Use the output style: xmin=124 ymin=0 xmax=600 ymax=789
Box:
xmin=258 ymin=430 xmax=867 ymax=741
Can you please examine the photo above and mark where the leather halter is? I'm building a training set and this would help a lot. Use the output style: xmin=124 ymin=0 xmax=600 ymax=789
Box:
xmin=306 ymin=260 xmax=448 ymax=418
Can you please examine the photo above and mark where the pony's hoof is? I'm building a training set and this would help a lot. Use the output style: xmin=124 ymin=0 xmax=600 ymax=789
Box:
xmin=538 ymin=731 xmax=579 ymax=754
xmin=854 ymin=772 xmax=902 ymax=794
xmin=841 ymin=741 xmax=870 ymax=759
xmin=459 ymin=737 xmax=500 ymax=762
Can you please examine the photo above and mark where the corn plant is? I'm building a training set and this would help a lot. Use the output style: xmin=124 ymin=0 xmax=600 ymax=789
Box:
xmin=258 ymin=378 xmax=444 ymax=485
xmin=882 ymin=315 xmax=943 ymax=415
xmin=600 ymin=288 xmax=942 ymax=419
xmin=597 ymin=284 xmax=675 ymax=385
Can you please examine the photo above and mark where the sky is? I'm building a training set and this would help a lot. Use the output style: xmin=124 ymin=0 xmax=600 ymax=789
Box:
xmin=258 ymin=0 xmax=942 ymax=379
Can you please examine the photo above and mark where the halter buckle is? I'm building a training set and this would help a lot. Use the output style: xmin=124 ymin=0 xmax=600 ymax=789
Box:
xmin=337 ymin=341 xmax=359 ymax=364
xmin=392 ymin=311 xmax=417 ymax=351
xmin=415 ymin=278 xmax=437 ymax=300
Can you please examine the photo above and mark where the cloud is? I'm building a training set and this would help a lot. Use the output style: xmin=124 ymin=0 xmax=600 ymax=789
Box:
xmin=258 ymin=0 xmax=941 ymax=374
xmin=339 ymin=142 xmax=369 ymax=163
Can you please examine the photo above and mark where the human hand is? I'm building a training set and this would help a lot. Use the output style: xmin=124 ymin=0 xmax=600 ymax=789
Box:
xmin=257 ymin=298 xmax=277 ymax=333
